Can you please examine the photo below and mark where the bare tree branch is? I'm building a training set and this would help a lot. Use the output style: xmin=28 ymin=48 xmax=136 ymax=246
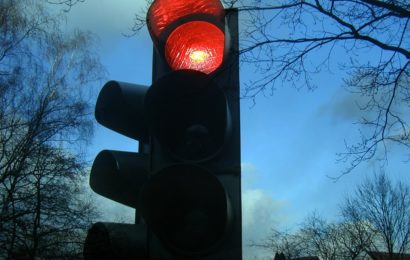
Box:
xmin=0 ymin=0 xmax=103 ymax=258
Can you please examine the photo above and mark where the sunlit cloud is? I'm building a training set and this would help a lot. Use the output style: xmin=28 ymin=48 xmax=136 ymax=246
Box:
xmin=52 ymin=0 xmax=152 ymax=54
xmin=242 ymin=188 xmax=288 ymax=259
xmin=64 ymin=0 xmax=145 ymax=34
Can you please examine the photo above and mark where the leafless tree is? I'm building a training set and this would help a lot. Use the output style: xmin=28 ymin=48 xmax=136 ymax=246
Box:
xmin=131 ymin=0 xmax=410 ymax=176
xmin=341 ymin=173 xmax=410 ymax=256
xmin=251 ymin=211 xmax=379 ymax=259
xmin=0 ymin=0 xmax=104 ymax=258
xmin=250 ymin=214 xmax=357 ymax=259
xmin=249 ymin=228 xmax=310 ymax=259
xmin=334 ymin=220 xmax=377 ymax=259
xmin=252 ymin=174 xmax=409 ymax=258
xmin=1 ymin=146 xmax=97 ymax=258
xmin=299 ymin=213 xmax=345 ymax=260
xmin=296 ymin=212 xmax=379 ymax=259
xmin=46 ymin=0 xmax=85 ymax=11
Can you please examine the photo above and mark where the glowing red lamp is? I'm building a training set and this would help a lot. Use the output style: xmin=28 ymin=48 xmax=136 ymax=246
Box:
xmin=147 ymin=0 xmax=225 ymax=74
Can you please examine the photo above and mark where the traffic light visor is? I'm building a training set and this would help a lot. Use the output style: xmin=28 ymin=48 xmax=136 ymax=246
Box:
xmin=147 ymin=0 xmax=224 ymax=39
xmin=95 ymin=81 xmax=149 ymax=141
xmin=90 ymin=150 xmax=148 ymax=208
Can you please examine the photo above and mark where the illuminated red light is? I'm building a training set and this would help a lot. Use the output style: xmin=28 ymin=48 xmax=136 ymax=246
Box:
xmin=165 ymin=21 xmax=224 ymax=74
xmin=147 ymin=0 xmax=225 ymax=74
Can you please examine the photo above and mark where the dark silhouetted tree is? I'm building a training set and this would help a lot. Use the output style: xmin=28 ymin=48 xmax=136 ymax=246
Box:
xmin=252 ymin=173 xmax=409 ymax=258
xmin=274 ymin=252 xmax=286 ymax=260
xmin=341 ymin=173 xmax=410 ymax=255
xmin=334 ymin=219 xmax=376 ymax=259
xmin=299 ymin=212 xmax=376 ymax=259
xmin=249 ymin=228 xmax=308 ymax=259
xmin=0 ymin=0 xmax=104 ymax=258
xmin=252 ymin=211 xmax=377 ymax=259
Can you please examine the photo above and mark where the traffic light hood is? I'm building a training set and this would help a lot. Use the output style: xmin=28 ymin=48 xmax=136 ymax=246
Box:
xmin=90 ymin=150 xmax=148 ymax=208
xmin=95 ymin=81 xmax=149 ymax=141
xmin=147 ymin=0 xmax=224 ymax=39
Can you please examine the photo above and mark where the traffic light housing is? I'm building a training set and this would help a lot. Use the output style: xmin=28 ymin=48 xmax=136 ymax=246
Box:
xmin=84 ymin=2 xmax=241 ymax=259
xmin=144 ymin=4 xmax=241 ymax=257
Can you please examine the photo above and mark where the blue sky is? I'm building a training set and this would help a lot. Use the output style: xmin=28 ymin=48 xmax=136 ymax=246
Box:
xmin=59 ymin=1 xmax=409 ymax=258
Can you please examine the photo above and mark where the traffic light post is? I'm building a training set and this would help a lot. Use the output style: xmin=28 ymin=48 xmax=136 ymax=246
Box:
xmin=84 ymin=2 xmax=241 ymax=259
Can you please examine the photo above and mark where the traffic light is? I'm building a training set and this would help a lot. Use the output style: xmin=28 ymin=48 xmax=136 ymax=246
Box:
xmin=144 ymin=1 xmax=241 ymax=258
xmin=84 ymin=0 xmax=241 ymax=258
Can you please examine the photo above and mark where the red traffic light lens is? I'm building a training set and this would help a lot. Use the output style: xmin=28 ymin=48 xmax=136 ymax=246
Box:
xmin=165 ymin=21 xmax=224 ymax=74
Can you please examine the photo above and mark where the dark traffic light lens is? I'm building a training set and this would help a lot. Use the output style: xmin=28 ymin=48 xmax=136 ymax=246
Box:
xmin=140 ymin=164 xmax=231 ymax=255
xmin=145 ymin=70 xmax=231 ymax=162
